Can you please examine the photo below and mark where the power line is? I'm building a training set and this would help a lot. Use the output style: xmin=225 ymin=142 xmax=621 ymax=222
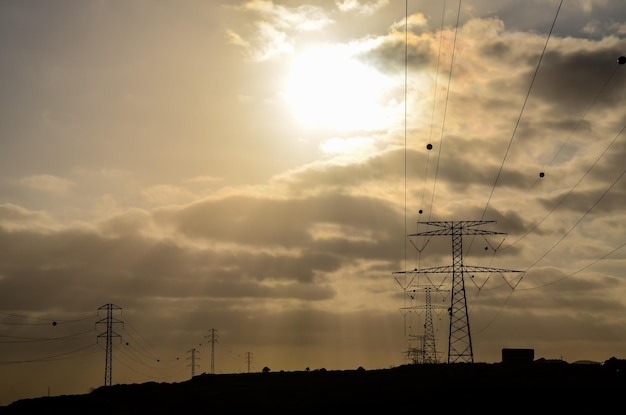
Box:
xmin=544 ymin=60 xmax=623 ymax=169
xmin=503 ymin=119 xmax=626 ymax=252
xmin=524 ymin=162 xmax=626 ymax=273
xmin=119 ymin=317 xmax=163 ymax=362
xmin=519 ymin=241 xmax=626 ymax=291
xmin=422 ymin=0 xmax=447 ymax=215
xmin=480 ymin=0 xmax=564 ymax=220
xmin=0 ymin=342 xmax=99 ymax=365
xmin=428 ymin=0 xmax=462 ymax=220
xmin=0 ymin=329 xmax=96 ymax=344
xmin=0 ymin=311 xmax=97 ymax=326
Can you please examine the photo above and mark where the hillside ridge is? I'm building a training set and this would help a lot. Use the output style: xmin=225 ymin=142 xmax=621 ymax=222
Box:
xmin=2 ymin=358 xmax=625 ymax=413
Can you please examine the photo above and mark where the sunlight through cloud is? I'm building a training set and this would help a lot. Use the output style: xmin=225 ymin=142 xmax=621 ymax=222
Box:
xmin=284 ymin=45 xmax=396 ymax=132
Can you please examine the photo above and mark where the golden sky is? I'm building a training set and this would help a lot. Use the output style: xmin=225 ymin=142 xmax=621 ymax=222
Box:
xmin=1 ymin=0 xmax=626 ymax=405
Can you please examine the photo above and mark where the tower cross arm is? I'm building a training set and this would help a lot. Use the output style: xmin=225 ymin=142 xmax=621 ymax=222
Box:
xmin=409 ymin=229 xmax=506 ymax=237
xmin=418 ymin=220 xmax=497 ymax=228
xmin=400 ymin=305 xmax=448 ymax=311
xmin=408 ymin=220 xmax=507 ymax=237
xmin=393 ymin=265 xmax=523 ymax=274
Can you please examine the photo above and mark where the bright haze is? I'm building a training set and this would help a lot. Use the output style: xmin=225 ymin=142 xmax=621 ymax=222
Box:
xmin=1 ymin=0 xmax=625 ymax=405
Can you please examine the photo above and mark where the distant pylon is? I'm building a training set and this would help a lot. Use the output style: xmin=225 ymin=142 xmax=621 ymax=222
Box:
xmin=205 ymin=329 xmax=219 ymax=374
xmin=187 ymin=348 xmax=200 ymax=378
xmin=406 ymin=334 xmax=425 ymax=364
xmin=96 ymin=304 xmax=123 ymax=386
xmin=245 ymin=352 xmax=253 ymax=373
xmin=402 ymin=285 xmax=447 ymax=363
xmin=422 ymin=285 xmax=440 ymax=363
xmin=394 ymin=221 xmax=522 ymax=363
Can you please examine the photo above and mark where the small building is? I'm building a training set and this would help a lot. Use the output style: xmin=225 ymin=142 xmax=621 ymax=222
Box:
xmin=501 ymin=348 xmax=534 ymax=364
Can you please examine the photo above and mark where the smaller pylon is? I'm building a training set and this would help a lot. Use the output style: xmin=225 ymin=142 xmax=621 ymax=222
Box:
xmin=205 ymin=328 xmax=219 ymax=374
xmin=96 ymin=304 xmax=123 ymax=387
xmin=402 ymin=285 xmax=447 ymax=363
xmin=187 ymin=348 xmax=200 ymax=378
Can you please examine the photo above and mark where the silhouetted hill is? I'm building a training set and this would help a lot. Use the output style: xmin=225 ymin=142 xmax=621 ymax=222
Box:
xmin=2 ymin=358 xmax=625 ymax=414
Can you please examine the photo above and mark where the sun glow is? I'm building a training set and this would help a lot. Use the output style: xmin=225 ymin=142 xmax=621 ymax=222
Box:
xmin=284 ymin=45 xmax=397 ymax=132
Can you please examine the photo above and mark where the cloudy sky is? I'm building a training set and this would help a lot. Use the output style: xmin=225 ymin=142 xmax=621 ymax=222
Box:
xmin=1 ymin=0 xmax=626 ymax=405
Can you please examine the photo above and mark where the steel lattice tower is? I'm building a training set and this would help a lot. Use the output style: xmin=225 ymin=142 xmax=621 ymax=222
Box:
xmin=402 ymin=285 xmax=447 ymax=363
xmin=96 ymin=304 xmax=123 ymax=386
xmin=421 ymin=286 xmax=441 ymax=363
xmin=394 ymin=221 xmax=522 ymax=363
xmin=245 ymin=352 xmax=253 ymax=373
xmin=205 ymin=328 xmax=219 ymax=374
xmin=406 ymin=334 xmax=424 ymax=364
xmin=187 ymin=348 xmax=199 ymax=378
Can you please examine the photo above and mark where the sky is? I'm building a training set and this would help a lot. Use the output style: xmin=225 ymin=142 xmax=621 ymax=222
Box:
xmin=1 ymin=0 xmax=626 ymax=405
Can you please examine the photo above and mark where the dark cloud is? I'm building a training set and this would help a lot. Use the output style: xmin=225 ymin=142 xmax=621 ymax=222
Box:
xmin=162 ymin=192 xmax=403 ymax=247
xmin=531 ymin=48 xmax=626 ymax=113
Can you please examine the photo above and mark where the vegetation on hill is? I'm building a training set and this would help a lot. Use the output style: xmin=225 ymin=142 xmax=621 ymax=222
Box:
xmin=1 ymin=358 xmax=625 ymax=414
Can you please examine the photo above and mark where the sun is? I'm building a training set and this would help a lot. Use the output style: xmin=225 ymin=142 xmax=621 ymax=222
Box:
xmin=283 ymin=45 xmax=397 ymax=132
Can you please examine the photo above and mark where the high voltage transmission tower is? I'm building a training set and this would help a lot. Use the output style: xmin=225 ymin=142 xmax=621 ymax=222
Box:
xmin=406 ymin=334 xmax=424 ymax=364
xmin=394 ymin=221 xmax=522 ymax=363
xmin=402 ymin=285 xmax=447 ymax=363
xmin=245 ymin=352 xmax=253 ymax=373
xmin=96 ymin=304 xmax=123 ymax=386
xmin=205 ymin=328 xmax=219 ymax=374
xmin=187 ymin=348 xmax=200 ymax=378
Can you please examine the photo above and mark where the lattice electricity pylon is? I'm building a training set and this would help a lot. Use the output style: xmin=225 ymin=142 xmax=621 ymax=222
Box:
xmin=205 ymin=328 xmax=219 ymax=374
xmin=402 ymin=285 xmax=447 ymax=363
xmin=406 ymin=334 xmax=425 ymax=364
xmin=394 ymin=221 xmax=522 ymax=364
xmin=96 ymin=304 xmax=123 ymax=387
xmin=187 ymin=348 xmax=200 ymax=378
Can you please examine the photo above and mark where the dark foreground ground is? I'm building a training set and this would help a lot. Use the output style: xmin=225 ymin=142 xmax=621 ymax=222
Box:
xmin=2 ymin=358 xmax=625 ymax=414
